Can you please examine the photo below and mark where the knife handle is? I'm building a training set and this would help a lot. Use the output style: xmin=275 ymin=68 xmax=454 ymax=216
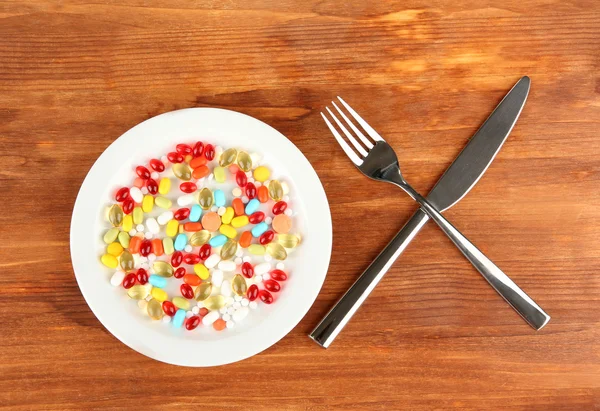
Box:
xmin=309 ymin=208 xmax=430 ymax=348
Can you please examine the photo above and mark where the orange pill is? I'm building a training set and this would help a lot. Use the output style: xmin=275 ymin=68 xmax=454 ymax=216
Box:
xmin=129 ymin=235 xmax=142 ymax=253
xmin=232 ymin=198 xmax=245 ymax=215
xmin=192 ymin=165 xmax=210 ymax=179
xmin=151 ymin=238 xmax=164 ymax=256
xmin=201 ymin=212 xmax=221 ymax=232
xmin=184 ymin=274 xmax=201 ymax=286
xmin=213 ymin=319 xmax=227 ymax=331
xmin=133 ymin=177 xmax=144 ymax=188
xmin=239 ymin=231 xmax=252 ymax=248
xmin=183 ymin=222 xmax=203 ymax=232
xmin=184 ymin=154 xmax=193 ymax=163
xmin=190 ymin=156 xmax=207 ymax=169
xmin=257 ymin=186 xmax=269 ymax=203
xmin=229 ymin=164 xmax=239 ymax=174
xmin=272 ymin=214 xmax=291 ymax=234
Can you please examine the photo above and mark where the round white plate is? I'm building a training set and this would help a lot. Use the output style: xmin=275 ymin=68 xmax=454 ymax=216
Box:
xmin=70 ymin=108 xmax=332 ymax=366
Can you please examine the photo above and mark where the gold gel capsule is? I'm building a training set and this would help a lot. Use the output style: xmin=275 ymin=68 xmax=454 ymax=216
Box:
xmin=153 ymin=261 xmax=174 ymax=277
xmin=231 ymin=274 xmax=247 ymax=297
xmin=266 ymin=242 xmax=287 ymax=260
xmin=198 ymin=188 xmax=213 ymax=210
xmin=220 ymin=239 xmax=238 ymax=260
xmin=219 ymin=148 xmax=238 ymax=167
xmin=127 ymin=284 xmax=149 ymax=300
xmin=119 ymin=250 xmax=134 ymax=270
xmin=147 ymin=299 xmax=163 ymax=320
xmin=204 ymin=295 xmax=226 ymax=310
xmin=190 ymin=230 xmax=211 ymax=246
xmin=237 ymin=151 xmax=252 ymax=172
xmin=194 ymin=282 xmax=212 ymax=302
xmin=268 ymin=180 xmax=283 ymax=201
xmin=172 ymin=163 xmax=191 ymax=181
xmin=277 ymin=234 xmax=300 ymax=249
xmin=108 ymin=204 xmax=123 ymax=227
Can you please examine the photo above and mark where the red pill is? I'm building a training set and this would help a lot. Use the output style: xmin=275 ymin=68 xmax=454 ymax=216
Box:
xmin=122 ymin=198 xmax=134 ymax=215
xmin=272 ymin=201 xmax=287 ymax=215
xmin=171 ymin=251 xmax=183 ymax=267
xmin=204 ymin=144 xmax=215 ymax=160
xmin=136 ymin=166 xmax=151 ymax=180
xmin=258 ymin=289 xmax=273 ymax=304
xmin=183 ymin=253 xmax=200 ymax=265
xmin=162 ymin=301 xmax=177 ymax=316
xmin=167 ymin=152 xmax=184 ymax=163
xmin=247 ymin=284 xmax=259 ymax=301
xmin=180 ymin=283 xmax=194 ymax=299
xmin=192 ymin=141 xmax=204 ymax=157
xmin=180 ymin=182 xmax=197 ymax=194
xmin=176 ymin=143 xmax=192 ymax=155
xmin=136 ymin=268 xmax=149 ymax=285
xmin=241 ymin=262 xmax=254 ymax=279
xmin=198 ymin=244 xmax=211 ymax=260
xmin=199 ymin=307 xmax=209 ymax=316
xmin=174 ymin=208 xmax=190 ymax=221
xmin=246 ymin=182 xmax=257 ymax=199
xmin=174 ymin=267 xmax=186 ymax=279
xmin=236 ymin=170 xmax=247 ymax=188
xmin=259 ymin=230 xmax=274 ymax=245
xmin=269 ymin=269 xmax=288 ymax=282
xmin=122 ymin=273 xmax=136 ymax=289
xmin=263 ymin=279 xmax=281 ymax=292
xmin=185 ymin=315 xmax=201 ymax=330
xmin=249 ymin=211 xmax=265 ymax=224
xmin=149 ymin=158 xmax=165 ymax=172
xmin=115 ymin=187 xmax=130 ymax=202
xmin=183 ymin=274 xmax=201 ymax=286
xmin=140 ymin=239 xmax=152 ymax=257
xmin=146 ymin=178 xmax=158 ymax=195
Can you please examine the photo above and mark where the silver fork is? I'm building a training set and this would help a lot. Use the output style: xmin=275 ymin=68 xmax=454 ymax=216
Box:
xmin=321 ymin=97 xmax=550 ymax=330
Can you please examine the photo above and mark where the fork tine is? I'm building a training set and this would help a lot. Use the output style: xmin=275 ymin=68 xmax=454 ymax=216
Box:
xmin=337 ymin=96 xmax=384 ymax=142
xmin=320 ymin=112 xmax=363 ymax=166
xmin=326 ymin=107 xmax=369 ymax=157
xmin=331 ymin=102 xmax=374 ymax=149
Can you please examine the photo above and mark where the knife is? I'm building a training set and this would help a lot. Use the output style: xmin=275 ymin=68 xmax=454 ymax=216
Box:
xmin=310 ymin=76 xmax=549 ymax=348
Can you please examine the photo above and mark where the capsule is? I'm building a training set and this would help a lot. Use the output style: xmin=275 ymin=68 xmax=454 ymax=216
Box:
xmin=204 ymin=144 xmax=215 ymax=160
xmin=244 ymin=199 xmax=260 ymax=215
xmin=120 ymin=250 xmax=134 ymax=270
xmin=172 ymin=163 xmax=191 ymax=181
xmin=203 ymin=295 xmax=226 ymax=310
xmin=129 ymin=236 xmax=142 ymax=254
xmin=120 ymin=198 xmax=133 ymax=215
xmin=273 ymin=201 xmax=287 ymax=215
xmin=198 ymin=188 xmax=213 ymax=210
xmin=172 ymin=309 xmax=186 ymax=328
xmin=194 ymin=264 xmax=209 ymax=280
xmin=264 ymin=279 xmax=281 ymax=292
xmin=231 ymin=215 xmax=249 ymax=228
xmin=147 ymin=299 xmax=163 ymax=320
xmin=153 ymin=261 xmax=174 ymax=277
xmin=150 ymin=158 xmax=165 ymax=172
xmin=199 ymin=244 xmax=211 ymax=260
xmin=103 ymin=228 xmax=119 ymax=244
xmin=232 ymin=198 xmax=245 ymax=215
xmin=184 ymin=222 xmax=202 ymax=232
xmin=149 ymin=274 xmax=167 ymax=288
xmin=192 ymin=165 xmax=210 ymax=179
xmin=136 ymin=166 xmax=151 ymax=180
xmin=172 ymin=296 xmax=191 ymax=310
xmin=277 ymin=234 xmax=300 ymax=249
xmin=185 ymin=315 xmax=201 ymax=331
xmin=127 ymin=284 xmax=149 ymax=300
xmin=162 ymin=301 xmax=177 ymax=316
xmin=192 ymin=141 xmax=204 ymax=157
xmin=162 ymin=237 xmax=174 ymax=255
xmin=115 ymin=187 xmax=130 ymax=202
xmin=142 ymin=195 xmax=154 ymax=213
xmin=258 ymin=289 xmax=273 ymax=304
xmin=146 ymin=178 xmax=158 ymax=195
xmin=259 ymin=230 xmax=274 ymax=245
xmin=108 ymin=204 xmax=123 ymax=227
xmin=241 ymin=262 xmax=254 ymax=278
xmin=248 ymin=244 xmax=266 ymax=255
xmin=189 ymin=230 xmax=211 ymax=246
xmin=253 ymin=165 xmax=270 ymax=182
xmin=167 ymin=152 xmax=184 ymax=163
xmin=158 ymin=177 xmax=171 ymax=195
xmin=180 ymin=283 xmax=194 ymax=299
xmin=166 ymin=219 xmax=179 ymax=237
xmin=194 ymin=282 xmax=212 ymax=301
xmin=174 ymin=233 xmax=187 ymax=251
xmin=174 ymin=267 xmax=186 ymax=279
xmin=151 ymin=238 xmax=163 ymax=256
xmin=132 ymin=207 xmax=143 ymax=225
xmin=107 ymin=242 xmax=123 ymax=256
xmin=220 ymin=208 xmax=233 ymax=225
xmin=232 ymin=274 xmax=248 ymax=296
xmin=183 ymin=253 xmax=200 ymax=265
xmin=219 ymin=224 xmax=237 ymax=239
xmin=136 ymin=268 xmax=149 ymax=285
xmin=257 ymin=185 xmax=269 ymax=203
xmin=219 ymin=148 xmax=238 ymax=167
xmin=122 ymin=273 xmax=136 ymax=289
xmin=152 ymin=287 xmax=168 ymax=302
xmin=220 ymin=239 xmax=237 ymax=260
xmin=245 ymin=182 xmax=257 ymax=199
xmin=213 ymin=166 xmax=226 ymax=183
xmin=183 ymin=274 xmax=201 ymax=286
xmin=247 ymin=284 xmax=259 ymax=301
xmin=269 ymin=269 xmax=288 ymax=282
xmin=122 ymin=214 xmax=133 ymax=232
xmin=139 ymin=239 xmax=151 ymax=257
xmin=237 ymin=151 xmax=252 ymax=172
xmin=251 ymin=222 xmax=269 ymax=237
xmin=236 ymin=170 xmax=247 ymax=188
xmin=209 ymin=234 xmax=227 ymax=247
xmin=268 ymin=180 xmax=283 ymax=201
xmin=214 ymin=189 xmax=226 ymax=207
xmin=155 ymin=196 xmax=172 ymax=209
xmin=118 ymin=231 xmax=130 ymax=248
xmin=176 ymin=143 xmax=192 ymax=155
xmin=266 ymin=242 xmax=287 ymax=260
xmin=180 ymin=182 xmax=197 ymax=193
xmin=248 ymin=212 xmax=265 ymax=224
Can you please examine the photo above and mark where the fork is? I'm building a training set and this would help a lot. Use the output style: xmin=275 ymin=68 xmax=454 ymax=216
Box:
xmin=321 ymin=97 xmax=550 ymax=330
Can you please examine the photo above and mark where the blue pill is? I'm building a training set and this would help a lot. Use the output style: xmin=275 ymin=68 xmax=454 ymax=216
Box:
xmin=251 ymin=222 xmax=269 ymax=237
xmin=214 ymin=189 xmax=226 ymax=207
xmin=148 ymin=275 xmax=167 ymax=288
xmin=245 ymin=198 xmax=260 ymax=215
xmin=189 ymin=204 xmax=202 ymax=222
xmin=172 ymin=309 xmax=186 ymax=328
xmin=209 ymin=234 xmax=228 ymax=247
xmin=174 ymin=233 xmax=187 ymax=251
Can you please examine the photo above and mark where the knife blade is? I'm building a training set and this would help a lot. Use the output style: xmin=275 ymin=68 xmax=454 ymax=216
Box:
xmin=310 ymin=76 xmax=540 ymax=348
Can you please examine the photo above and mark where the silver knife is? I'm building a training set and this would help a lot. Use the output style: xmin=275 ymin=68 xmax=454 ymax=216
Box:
xmin=310 ymin=76 xmax=549 ymax=348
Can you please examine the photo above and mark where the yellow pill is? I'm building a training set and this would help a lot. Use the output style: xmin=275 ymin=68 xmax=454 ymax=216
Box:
xmin=142 ymin=195 xmax=154 ymax=213
xmin=253 ymin=166 xmax=270 ymax=182
xmin=122 ymin=214 xmax=133 ymax=232
xmin=248 ymin=244 xmax=266 ymax=255
xmin=231 ymin=215 xmax=249 ymax=228
xmin=213 ymin=166 xmax=226 ymax=183
xmin=133 ymin=207 xmax=143 ymax=224
xmin=166 ymin=219 xmax=179 ymax=237
xmin=107 ymin=242 xmax=123 ymax=256
xmin=194 ymin=264 xmax=209 ymax=280
xmin=158 ymin=177 xmax=171 ymax=195
xmin=151 ymin=287 xmax=168 ymax=302
xmin=162 ymin=237 xmax=174 ymax=255
xmin=118 ymin=231 xmax=130 ymax=248
xmin=172 ymin=296 xmax=190 ymax=310
xmin=103 ymin=228 xmax=119 ymax=244
xmin=221 ymin=207 xmax=234 ymax=224
xmin=219 ymin=224 xmax=237 ymax=239
xmin=155 ymin=196 xmax=172 ymax=209
xmin=101 ymin=253 xmax=118 ymax=268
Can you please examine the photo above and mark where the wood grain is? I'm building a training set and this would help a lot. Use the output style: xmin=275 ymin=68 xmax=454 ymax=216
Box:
xmin=1 ymin=1 xmax=599 ymax=409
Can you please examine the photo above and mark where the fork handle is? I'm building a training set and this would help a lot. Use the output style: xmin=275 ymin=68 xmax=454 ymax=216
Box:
xmin=401 ymin=184 xmax=551 ymax=330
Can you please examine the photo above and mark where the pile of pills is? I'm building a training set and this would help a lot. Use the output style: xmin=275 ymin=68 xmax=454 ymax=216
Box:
xmin=100 ymin=141 xmax=300 ymax=331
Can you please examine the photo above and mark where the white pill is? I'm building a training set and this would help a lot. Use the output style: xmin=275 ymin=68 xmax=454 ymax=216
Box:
xmin=202 ymin=311 xmax=219 ymax=326
xmin=141 ymin=187 xmax=149 ymax=195
xmin=130 ymin=187 xmax=143 ymax=203
xmin=136 ymin=224 xmax=145 ymax=232
xmin=264 ymin=254 xmax=273 ymax=262
xmin=133 ymin=253 xmax=141 ymax=266
xmin=232 ymin=187 xmax=242 ymax=197
xmin=197 ymin=302 xmax=204 ymax=307
xmin=265 ymin=217 xmax=272 ymax=225
xmin=235 ymin=249 xmax=243 ymax=257
xmin=110 ymin=271 xmax=125 ymax=286
xmin=241 ymin=196 xmax=249 ymax=204
xmin=255 ymin=263 xmax=271 ymax=275
xmin=184 ymin=245 xmax=192 ymax=252
xmin=241 ymin=298 xmax=249 ymax=307
xmin=233 ymin=307 xmax=249 ymax=322
xmin=254 ymin=275 xmax=263 ymax=283
xmin=247 ymin=178 xmax=255 ymax=184
xmin=128 ymin=229 xmax=137 ymax=236
xmin=219 ymin=307 xmax=227 ymax=314
xmin=146 ymin=218 xmax=160 ymax=234
xmin=139 ymin=256 xmax=148 ymax=263
xmin=242 ymin=256 xmax=251 ymax=263
xmin=283 ymin=195 xmax=290 ymax=202
xmin=160 ymin=155 xmax=168 ymax=163
xmin=284 ymin=209 xmax=293 ymax=216
xmin=151 ymin=171 xmax=159 ymax=179
xmin=234 ymin=295 xmax=242 ymax=302
xmin=185 ymin=311 xmax=194 ymax=318
xmin=222 ymin=313 xmax=231 ymax=322
xmin=144 ymin=232 xmax=153 ymax=239
xmin=220 ymin=280 xmax=232 ymax=297
xmin=227 ymin=307 xmax=236 ymax=315
xmin=210 ymin=206 xmax=218 ymax=212
xmin=245 ymin=171 xmax=252 ymax=177
xmin=157 ymin=211 xmax=173 ymax=225
xmin=249 ymin=301 xmax=258 ymax=309
xmin=138 ymin=300 xmax=148 ymax=310
xmin=140 ymin=262 xmax=149 ymax=270
xmin=177 ymin=194 xmax=195 ymax=206
xmin=276 ymin=263 xmax=285 ymax=270
xmin=226 ymin=320 xmax=235 ymax=329
xmin=205 ymin=254 xmax=221 ymax=269
xmin=250 ymin=153 xmax=261 ymax=165
xmin=255 ymin=181 xmax=262 ymax=187
xmin=217 ymin=207 xmax=226 ymax=216
xmin=208 ymin=173 xmax=214 ymax=181
xmin=226 ymin=297 xmax=234 ymax=305
xmin=162 ymin=315 xmax=171 ymax=323
xmin=233 ymin=302 xmax=241 ymax=309
xmin=218 ymin=260 xmax=236 ymax=272
xmin=281 ymin=182 xmax=290 ymax=195
xmin=192 ymin=306 xmax=199 ymax=314
xmin=148 ymin=253 xmax=156 ymax=262
xmin=211 ymin=270 xmax=224 ymax=287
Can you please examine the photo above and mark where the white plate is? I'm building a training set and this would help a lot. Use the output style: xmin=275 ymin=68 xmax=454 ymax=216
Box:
xmin=70 ymin=108 xmax=332 ymax=367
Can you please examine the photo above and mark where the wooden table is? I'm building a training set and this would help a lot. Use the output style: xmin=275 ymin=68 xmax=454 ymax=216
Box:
xmin=1 ymin=1 xmax=599 ymax=409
